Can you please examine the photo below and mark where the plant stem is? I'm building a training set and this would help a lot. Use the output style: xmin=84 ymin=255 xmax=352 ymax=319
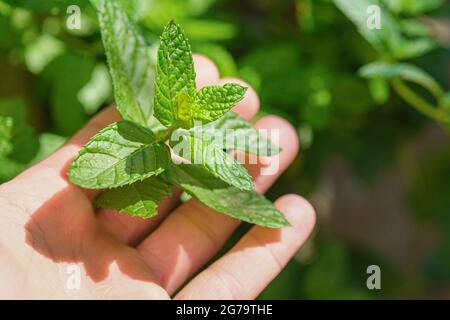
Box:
xmin=158 ymin=128 xmax=174 ymax=142
xmin=392 ymin=78 xmax=450 ymax=126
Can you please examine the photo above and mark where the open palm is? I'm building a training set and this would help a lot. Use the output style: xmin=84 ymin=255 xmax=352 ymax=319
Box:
xmin=0 ymin=55 xmax=315 ymax=299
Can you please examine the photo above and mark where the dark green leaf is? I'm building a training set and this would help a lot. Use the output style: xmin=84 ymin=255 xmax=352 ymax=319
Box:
xmin=189 ymin=112 xmax=281 ymax=156
xmin=69 ymin=121 xmax=170 ymax=189
xmin=95 ymin=177 xmax=172 ymax=218
xmin=166 ymin=164 xmax=290 ymax=228
xmin=170 ymin=132 xmax=253 ymax=191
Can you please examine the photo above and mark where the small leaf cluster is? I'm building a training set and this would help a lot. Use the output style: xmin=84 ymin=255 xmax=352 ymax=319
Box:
xmin=334 ymin=0 xmax=450 ymax=125
xmin=68 ymin=0 xmax=288 ymax=228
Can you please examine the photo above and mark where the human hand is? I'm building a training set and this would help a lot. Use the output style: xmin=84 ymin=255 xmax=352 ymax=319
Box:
xmin=0 ymin=55 xmax=315 ymax=299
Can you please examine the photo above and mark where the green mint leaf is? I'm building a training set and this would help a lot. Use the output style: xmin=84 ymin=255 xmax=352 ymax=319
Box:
xmin=190 ymin=112 xmax=281 ymax=156
xmin=154 ymin=20 xmax=196 ymax=128
xmin=68 ymin=121 xmax=170 ymax=189
xmin=191 ymin=84 xmax=247 ymax=125
xmin=170 ymin=132 xmax=253 ymax=191
xmin=95 ymin=177 xmax=172 ymax=218
xmin=173 ymin=85 xmax=247 ymax=129
xmin=96 ymin=0 xmax=155 ymax=126
xmin=166 ymin=164 xmax=290 ymax=228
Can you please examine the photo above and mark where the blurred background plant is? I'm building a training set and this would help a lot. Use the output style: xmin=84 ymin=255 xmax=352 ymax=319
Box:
xmin=0 ymin=0 xmax=449 ymax=299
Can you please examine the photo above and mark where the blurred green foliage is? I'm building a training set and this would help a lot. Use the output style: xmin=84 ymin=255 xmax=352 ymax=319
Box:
xmin=0 ymin=0 xmax=449 ymax=299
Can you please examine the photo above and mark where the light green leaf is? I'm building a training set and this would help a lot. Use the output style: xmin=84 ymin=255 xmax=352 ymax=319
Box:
xmin=154 ymin=20 xmax=196 ymax=128
xmin=95 ymin=177 xmax=172 ymax=218
xmin=335 ymin=0 xmax=438 ymax=60
xmin=384 ymin=0 xmax=444 ymax=15
xmin=96 ymin=0 xmax=156 ymax=126
xmin=192 ymin=84 xmax=247 ymax=125
xmin=2 ymin=0 xmax=89 ymax=11
xmin=69 ymin=121 xmax=170 ymax=189
xmin=31 ymin=133 xmax=66 ymax=164
xmin=394 ymin=38 xmax=437 ymax=60
xmin=182 ymin=19 xmax=237 ymax=42
xmin=78 ymin=63 xmax=112 ymax=115
xmin=113 ymin=0 xmax=139 ymax=18
xmin=139 ymin=0 xmax=215 ymax=29
xmin=399 ymin=19 xmax=431 ymax=37
xmin=175 ymin=92 xmax=195 ymax=129
xmin=170 ymin=132 xmax=253 ymax=191
xmin=24 ymin=34 xmax=64 ymax=74
xmin=359 ymin=62 xmax=443 ymax=98
xmin=44 ymin=53 xmax=92 ymax=136
xmin=0 ymin=117 xmax=13 ymax=157
xmin=368 ymin=78 xmax=391 ymax=104
xmin=166 ymin=164 xmax=290 ymax=228
xmin=189 ymin=112 xmax=281 ymax=156
xmin=0 ymin=99 xmax=39 ymax=164
xmin=334 ymin=0 xmax=401 ymax=55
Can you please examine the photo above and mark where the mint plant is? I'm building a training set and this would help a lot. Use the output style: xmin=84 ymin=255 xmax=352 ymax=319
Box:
xmin=334 ymin=0 xmax=450 ymax=126
xmin=68 ymin=0 xmax=289 ymax=228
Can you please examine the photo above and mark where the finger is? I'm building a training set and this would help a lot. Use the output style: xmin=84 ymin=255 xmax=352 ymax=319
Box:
xmin=137 ymin=115 xmax=299 ymax=294
xmin=175 ymin=194 xmax=316 ymax=300
xmin=193 ymin=54 xmax=220 ymax=89
xmin=96 ymin=57 xmax=261 ymax=245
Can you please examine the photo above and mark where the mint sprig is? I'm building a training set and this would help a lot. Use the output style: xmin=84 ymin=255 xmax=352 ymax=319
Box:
xmin=154 ymin=21 xmax=247 ymax=129
xmin=68 ymin=0 xmax=289 ymax=228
